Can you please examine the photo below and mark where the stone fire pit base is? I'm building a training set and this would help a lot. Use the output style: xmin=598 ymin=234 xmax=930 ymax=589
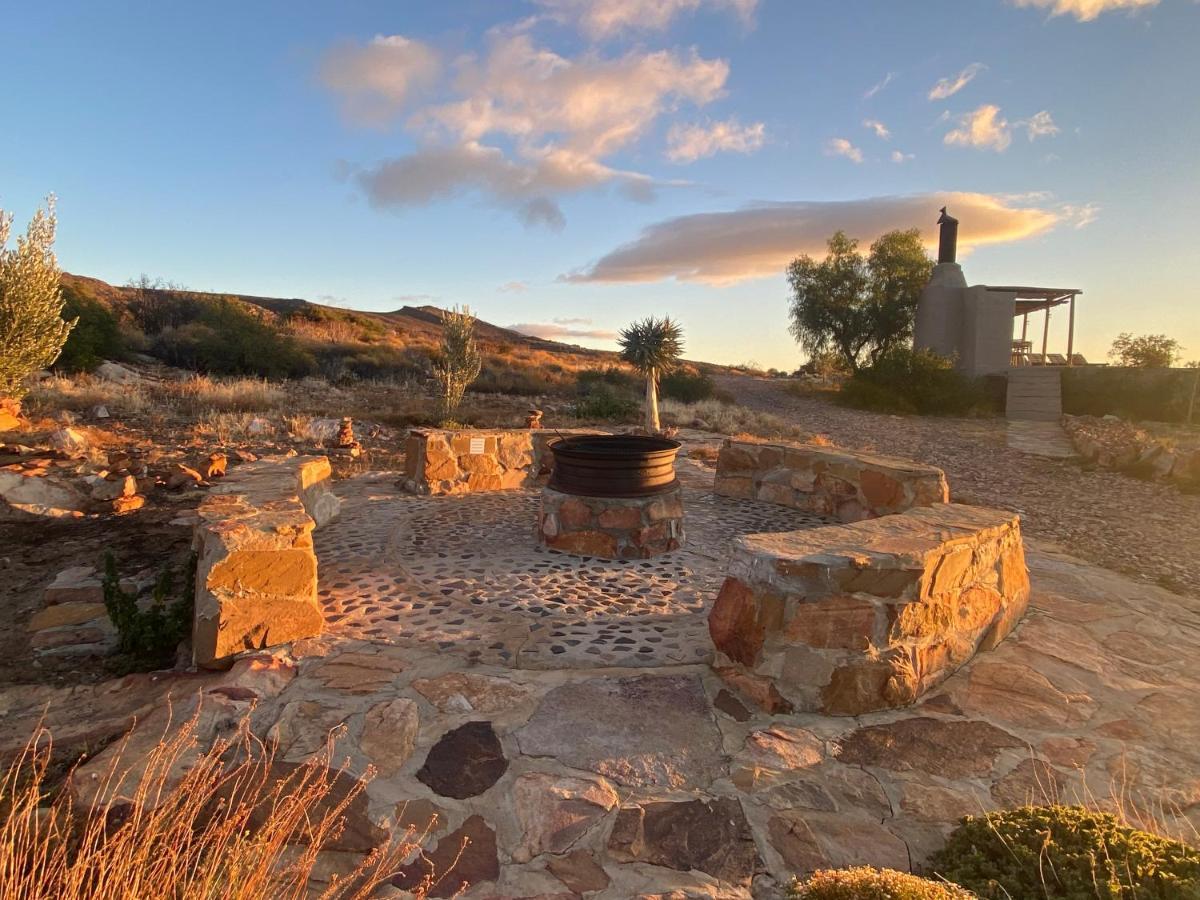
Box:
xmin=538 ymin=485 xmax=685 ymax=559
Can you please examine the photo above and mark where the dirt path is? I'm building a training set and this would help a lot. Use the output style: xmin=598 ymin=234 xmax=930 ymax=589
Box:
xmin=715 ymin=374 xmax=1200 ymax=597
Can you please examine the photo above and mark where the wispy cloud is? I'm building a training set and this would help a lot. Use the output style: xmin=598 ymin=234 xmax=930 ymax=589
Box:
xmin=320 ymin=35 xmax=441 ymax=126
xmin=532 ymin=0 xmax=758 ymax=38
xmin=666 ymin=118 xmax=765 ymax=162
xmin=928 ymin=62 xmax=986 ymax=101
xmin=863 ymin=71 xmax=896 ymax=99
xmin=327 ymin=32 xmax=729 ymax=227
xmin=509 ymin=319 xmax=618 ymax=340
xmin=824 ymin=137 xmax=864 ymax=163
xmin=944 ymin=104 xmax=1012 ymax=152
xmin=891 ymin=150 xmax=915 ymax=163
xmin=498 ymin=280 xmax=529 ymax=293
xmin=862 ymin=118 xmax=890 ymax=140
xmin=1009 ymin=0 xmax=1158 ymax=21
xmin=1019 ymin=110 xmax=1061 ymax=140
xmin=563 ymin=191 xmax=1070 ymax=285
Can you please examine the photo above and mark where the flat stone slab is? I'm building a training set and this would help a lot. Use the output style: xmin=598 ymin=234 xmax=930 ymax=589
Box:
xmin=515 ymin=674 xmax=726 ymax=789
xmin=315 ymin=463 xmax=832 ymax=669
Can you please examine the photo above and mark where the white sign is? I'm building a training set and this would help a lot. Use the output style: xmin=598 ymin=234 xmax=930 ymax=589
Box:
xmin=469 ymin=437 xmax=486 ymax=455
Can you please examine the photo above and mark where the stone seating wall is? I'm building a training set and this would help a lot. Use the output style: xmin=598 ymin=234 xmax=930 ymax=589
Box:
xmin=192 ymin=456 xmax=340 ymax=669
xmin=709 ymin=503 xmax=1029 ymax=716
xmin=403 ymin=428 xmax=605 ymax=496
xmin=714 ymin=439 xmax=949 ymax=522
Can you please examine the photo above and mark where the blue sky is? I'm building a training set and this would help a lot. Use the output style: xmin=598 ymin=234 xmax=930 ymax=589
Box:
xmin=2 ymin=0 xmax=1197 ymax=369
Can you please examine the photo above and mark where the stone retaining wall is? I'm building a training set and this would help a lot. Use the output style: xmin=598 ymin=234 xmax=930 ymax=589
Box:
xmin=709 ymin=503 xmax=1029 ymax=716
xmin=403 ymin=428 xmax=606 ymax=496
xmin=192 ymin=456 xmax=340 ymax=669
xmin=539 ymin=485 xmax=685 ymax=559
xmin=714 ymin=439 xmax=948 ymax=523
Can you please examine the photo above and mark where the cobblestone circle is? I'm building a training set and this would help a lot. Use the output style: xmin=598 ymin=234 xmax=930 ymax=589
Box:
xmin=316 ymin=460 xmax=832 ymax=669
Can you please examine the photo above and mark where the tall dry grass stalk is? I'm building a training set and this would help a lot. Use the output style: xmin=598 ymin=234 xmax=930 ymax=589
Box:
xmin=0 ymin=708 xmax=426 ymax=900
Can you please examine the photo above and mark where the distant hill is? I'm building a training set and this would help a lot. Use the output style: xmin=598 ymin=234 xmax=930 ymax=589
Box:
xmin=56 ymin=273 xmax=738 ymax=396
xmin=60 ymin=272 xmax=614 ymax=360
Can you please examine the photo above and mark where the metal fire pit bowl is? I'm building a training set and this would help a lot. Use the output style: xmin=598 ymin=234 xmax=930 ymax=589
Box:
xmin=548 ymin=434 xmax=682 ymax=498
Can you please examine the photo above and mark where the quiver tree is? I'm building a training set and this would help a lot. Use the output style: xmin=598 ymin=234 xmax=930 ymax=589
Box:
xmin=432 ymin=305 xmax=482 ymax=420
xmin=618 ymin=316 xmax=684 ymax=433
xmin=0 ymin=197 xmax=75 ymax=398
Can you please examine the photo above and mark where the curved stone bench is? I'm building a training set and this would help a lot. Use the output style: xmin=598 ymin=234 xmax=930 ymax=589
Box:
xmin=714 ymin=439 xmax=949 ymax=522
xmin=192 ymin=456 xmax=340 ymax=669
xmin=709 ymin=503 xmax=1029 ymax=716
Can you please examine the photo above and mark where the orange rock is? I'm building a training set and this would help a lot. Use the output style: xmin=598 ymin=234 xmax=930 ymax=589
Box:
xmin=205 ymin=453 xmax=227 ymax=478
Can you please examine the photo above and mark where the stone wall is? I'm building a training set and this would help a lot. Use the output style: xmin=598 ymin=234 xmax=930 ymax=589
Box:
xmin=403 ymin=428 xmax=605 ymax=496
xmin=192 ymin=456 xmax=340 ymax=669
xmin=709 ymin=504 xmax=1029 ymax=716
xmin=714 ymin=439 xmax=949 ymax=522
xmin=539 ymin=485 xmax=685 ymax=559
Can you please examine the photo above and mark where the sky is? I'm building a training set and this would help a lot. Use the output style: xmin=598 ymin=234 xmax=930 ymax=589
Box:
xmin=2 ymin=0 xmax=1198 ymax=370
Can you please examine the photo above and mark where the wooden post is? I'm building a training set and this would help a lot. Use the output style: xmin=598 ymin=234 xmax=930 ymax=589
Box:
xmin=1041 ymin=304 xmax=1051 ymax=362
xmin=1021 ymin=313 xmax=1029 ymax=343
xmin=1066 ymin=294 xmax=1076 ymax=366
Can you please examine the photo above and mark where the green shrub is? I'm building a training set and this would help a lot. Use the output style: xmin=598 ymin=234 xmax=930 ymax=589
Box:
xmin=55 ymin=287 xmax=126 ymax=372
xmin=838 ymin=348 xmax=995 ymax=417
xmin=576 ymin=366 xmax=640 ymax=394
xmin=151 ymin=297 xmax=315 ymax=379
xmin=660 ymin=370 xmax=717 ymax=404
xmin=790 ymin=867 xmax=972 ymax=899
xmin=1063 ymin=366 xmax=1199 ymax=423
xmin=103 ymin=552 xmax=196 ymax=671
xmin=929 ymin=805 xmax=1200 ymax=899
xmin=572 ymin=385 xmax=638 ymax=421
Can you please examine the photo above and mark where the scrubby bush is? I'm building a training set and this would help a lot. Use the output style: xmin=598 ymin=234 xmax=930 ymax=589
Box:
xmin=152 ymin=296 xmax=315 ymax=379
xmin=103 ymin=552 xmax=195 ymax=671
xmin=929 ymin=805 xmax=1200 ymax=899
xmin=432 ymin=306 xmax=482 ymax=418
xmin=577 ymin=366 xmax=640 ymax=394
xmin=660 ymin=369 xmax=717 ymax=404
xmin=790 ymin=867 xmax=972 ymax=899
xmin=0 ymin=198 xmax=75 ymax=397
xmin=56 ymin=287 xmax=126 ymax=372
xmin=659 ymin=398 xmax=806 ymax=439
xmin=838 ymin=348 xmax=996 ymax=417
xmin=572 ymin=385 xmax=639 ymax=421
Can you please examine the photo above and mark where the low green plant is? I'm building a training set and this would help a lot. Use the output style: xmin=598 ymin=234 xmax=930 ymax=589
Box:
xmin=572 ymin=385 xmax=639 ymax=421
xmin=929 ymin=805 xmax=1200 ymax=899
xmin=55 ymin=287 xmax=127 ymax=372
xmin=103 ymin=552 xmax=196 ymax=670
xmin=660 ymin=370 xmax=717 ymax=404
xmin=838 ymin=347 xmax=995 ymax=417
xmin=790 ymin=867 xmax=972 ymax=899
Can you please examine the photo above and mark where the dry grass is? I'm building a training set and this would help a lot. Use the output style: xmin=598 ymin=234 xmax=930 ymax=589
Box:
xmin=659 ymin=399 xmax=808 ymax=440
xmin=0 ymin=708 xmax=426 ymax=900
xmin=24 ymin=375 xmax=149 ymax=417
xmin=165 ymin=376 xmax=287 ymax=414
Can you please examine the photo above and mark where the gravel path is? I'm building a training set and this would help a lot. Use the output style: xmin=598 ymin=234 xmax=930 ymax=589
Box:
xmin=715 ymin=375 xmax=1200 ymax=597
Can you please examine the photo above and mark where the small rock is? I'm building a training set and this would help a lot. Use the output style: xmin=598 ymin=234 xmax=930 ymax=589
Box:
xmin=48 ymin=427 xmax=89 ymax=455
xmin=90 ymin=474 xmax=137 ymax=501
xmin=204 ymin=452 xmax=227 ymax=479
xmin=92 ymin=405 xmax=110 ymax=419
xmin=416 ymin=721 xmax=508 ymax=799
xmin=166 ymin=464 xmax=204 ymax=490
xmin=111 ymin=494 xmax=146 ymax=515
xmin=96 ymin=361 xmax=140 ymax=384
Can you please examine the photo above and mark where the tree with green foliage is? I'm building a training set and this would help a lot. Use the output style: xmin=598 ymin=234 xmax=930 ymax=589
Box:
xmin=0 ymin=197 xmax=76 ymax=397
xmin=1109 ymin=332 xmax=1182 ymax=368
xmin=618 ymin=316 xmax=684 ymax=433
xmin=432 ymin=306 xmax=482 ymax=420
xmin=56 ymin=286 xmax=126 ymax=372
xmin=787 ymin=230 xmax=933 ymax=374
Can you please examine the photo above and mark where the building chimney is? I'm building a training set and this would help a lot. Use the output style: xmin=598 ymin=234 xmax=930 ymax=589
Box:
xmin=937 ymin=207 xmax=959 ymax=264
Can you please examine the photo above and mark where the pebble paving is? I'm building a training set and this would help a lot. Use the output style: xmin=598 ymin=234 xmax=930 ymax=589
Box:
xmin=316 ymin=460 xmax=833 ymax=669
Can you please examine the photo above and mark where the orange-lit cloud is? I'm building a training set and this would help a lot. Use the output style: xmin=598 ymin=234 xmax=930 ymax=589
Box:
xmin=533 ymin=0 xmax=757 ymax=38
xmin=510 ymin=319 xmax=618 ymax=340
xmin=320 ymin=35 xmax=440 ymax=125
xmin=666 ymin=118 xmax=765 ymax=162
xmin=928 ymin=63 xmax=986 ymax=101
xmin=564 ymin=192 xmax=1071 ymax=285
xmin=824 ymin=138 xmax=864 ymax=163
xmin=1010 ymin=0 xmax=1158 ymax=21
xmin=944 ymin=105 xmax=1012 ymax=152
